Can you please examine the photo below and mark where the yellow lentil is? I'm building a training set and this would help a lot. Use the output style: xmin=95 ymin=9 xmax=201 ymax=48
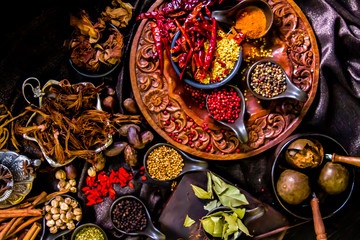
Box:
xmin=146 ymin=146 xmax=184 ymax=180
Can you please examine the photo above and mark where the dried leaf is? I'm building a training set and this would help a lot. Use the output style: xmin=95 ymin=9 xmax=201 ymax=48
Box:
xmin=184 ymin=215 xmax=195 ymax=227
xmin=191 ymin=184 xmax=212 ymax=199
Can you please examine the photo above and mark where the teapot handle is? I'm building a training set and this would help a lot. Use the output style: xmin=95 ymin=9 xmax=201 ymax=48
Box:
xmin=22 ymin=77 xmax=44 ymax=105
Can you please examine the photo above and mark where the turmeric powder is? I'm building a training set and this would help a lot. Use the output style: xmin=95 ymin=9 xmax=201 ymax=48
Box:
xmin=234 ymin=6 xmax=267 ymax=39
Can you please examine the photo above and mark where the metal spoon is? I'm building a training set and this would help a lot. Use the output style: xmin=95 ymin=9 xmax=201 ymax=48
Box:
xmin=206 ymin=85 xmax=248 ymax=144
xmin=143 ymin=143 xmax=208 ymax=181
xmin=247 ymin=60 xmax=308 ymax=102
xmin=40 ymin=194 xmax=82 ymax=240
xmin=211 ymin=0 xmax=274 ymax=38
xmin=110 ymin=195 xmax=166 ymax=240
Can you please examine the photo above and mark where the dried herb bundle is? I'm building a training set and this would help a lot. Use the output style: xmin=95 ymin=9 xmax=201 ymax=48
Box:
xmin=17 ymin=80 xmax=141 ymax=165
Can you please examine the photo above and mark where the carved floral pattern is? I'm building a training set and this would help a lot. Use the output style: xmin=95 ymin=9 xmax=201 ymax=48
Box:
xmin=132 ymin=0 xmax=318 ymax=158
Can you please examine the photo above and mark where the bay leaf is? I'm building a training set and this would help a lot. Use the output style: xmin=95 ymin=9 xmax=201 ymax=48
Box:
xmin=207 ymin=172 xmax=213 ymax=198
xmin=218 ymin=185 xmax=249 ymax=207
xmin=191 ymin=184 xmax=212 ymax=199
xmin=210 ymin=172 xmax=228 ymax=195
xmin=201 ymin=217 xmax=215 ymax=236
xmin=211 ymin=216 xmax=223 ymax=237
xmin=204 ymin=200 xmax=221 ymax=211
xmin=237 ymin=218 xmax=252 ymax=237
xmin=233 ymin=208 xmax=246 ymax=219
xmin=184 ymin=214 xmax=195 ymax=227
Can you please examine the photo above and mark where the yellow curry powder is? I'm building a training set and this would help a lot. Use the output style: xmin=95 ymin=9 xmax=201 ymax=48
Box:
xmin=235 ymin=6 xmax=267 ymax=39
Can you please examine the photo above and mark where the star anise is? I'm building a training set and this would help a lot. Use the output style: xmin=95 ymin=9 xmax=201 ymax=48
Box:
xmin=0 ymin=185 xmax=11 ymax=196
xmin=0 ymin=166 xmax=12 ymax=183
xmin=23 ymin=161 xmax=34 ymax=175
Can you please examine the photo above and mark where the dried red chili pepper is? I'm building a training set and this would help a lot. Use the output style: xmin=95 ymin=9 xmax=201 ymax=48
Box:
xmin=233 ymin=31 xmax=245 ymax=45
xmin=174 ymin=19 xmax=193 ymax=48
xmin=203 ymin=18 xmax=217 ymax=72
xmin=150 ymin=22 xmax=164 ymax=73
xmin=136 ymin=10 xmax=164 ymax=20
xmin=180 ymin=48 xmax=193 ymax=80
xmin=184 ymin=3 xmax=204 ymax=29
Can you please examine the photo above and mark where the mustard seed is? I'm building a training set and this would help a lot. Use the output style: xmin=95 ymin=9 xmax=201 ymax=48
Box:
xmin=146 ymin=146 xmax=184 ymax=180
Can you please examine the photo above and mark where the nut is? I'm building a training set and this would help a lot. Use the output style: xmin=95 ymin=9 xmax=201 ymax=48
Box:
xmin=60 ymin=213 xmax=67 ymax=222
xmin=45 ymin=213 xmax=52 ymax=221
xmin=55 ymin=196 xmax=63 ymax=202
xmin=67 ymin=221 xmax=76 ymax=230
xmin=55 ymin=219 xmax=63 ymax=227
xmin=55 ymin=170 xmax=66 ymax=180
xmin=74 ymin=215 xmax=82 ymax=221
xmin=70 ymin=187 xmax=77 ymax=193
xmin=50 ymin=207 xmax=59 ymax=215
xmin=87 ymin=167 xmax=97 ymax=177
xmin=64 ymin=197 xmax=72 ymax=205
xmin=52 ymin=214 xmax=60 ymax=221
xmin=66 ymin=211 xmax=73 ymax=220
xmin=69 ymin=179 xmax=76 ymax=187
xmin=59 ymin=202 xmax=69 ymax=211
xmin=71 ymin=200 xmax=78 ymax=208
xmin=73 ymin=208 xmax=82 ymax=216
xmin=46 ymin=219 xmax=55 ymax=227
xmin=60 ymin=225 xmax=67 ymax=230
xmin=45 ymin=205 xmax=52 ymax=212
xmin=49 ymin=226 xmax=58 ymax=234
xmin=51 ymin=199 xmax=59 ymax=208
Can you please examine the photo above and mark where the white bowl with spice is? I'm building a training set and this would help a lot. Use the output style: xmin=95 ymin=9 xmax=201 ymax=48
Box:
xmin=71 ymin=223 xmax=107 ymax=240
xmin=143 ymin=143 xmax=208 ymax=181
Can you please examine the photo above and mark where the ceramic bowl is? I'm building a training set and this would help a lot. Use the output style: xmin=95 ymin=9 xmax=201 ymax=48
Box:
xmin=71 ymin=223 xmax=108 ymax=240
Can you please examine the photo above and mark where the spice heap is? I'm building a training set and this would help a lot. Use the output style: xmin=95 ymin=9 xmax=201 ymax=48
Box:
xmin=82 ymin=167 xmax=133 ymax=206
xmin=74 ymin=226 xmax=105 ymax=240
xmin=44 ymin=196 xmax=82 ymax=234
xmin=0 ymin=165 xmax=12 ymax=196
xmin=136 ymin=1 xmax=244 ymax=83
xmin=17 ymin=80 xmax=141 ymax=165
xmin=234 ymin=6 xmax=267 ymax=39
xmin=112 ymin=198 xmax=147 ymax=232
xmin=249 ymin=61 xmax=287 ymax=98
xmin=207 ymin=88 xmax=242 ymax=123
xmin=146 ymin=146 xmax=184 ymax=181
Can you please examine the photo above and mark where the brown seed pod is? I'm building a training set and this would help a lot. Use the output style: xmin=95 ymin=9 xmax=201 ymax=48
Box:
xmin=124 ymin=145 xmax=138 ymax=166
xmin=118 ymin=124 xmax=141 ymax=136
xmin=127 ymin=126 xmax=142 ymax=149
xmin=123 ymin=98 xmax=139 ymax=114
xmin=104 ymin=141 xmax=128 ymax=157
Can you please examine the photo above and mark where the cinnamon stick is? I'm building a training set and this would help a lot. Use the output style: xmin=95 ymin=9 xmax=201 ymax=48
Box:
xmin=6 ymin=216 xmax=42 ymax=238
xmin=23 ymin=222 xmax=41 ymax=240
xmin=0 ymin=218 xmax=15 ymax=240
xmin=0 ymin=209 xmax=44 ymax=218
xmin=5 ymin=217 xmax=24 ymax=239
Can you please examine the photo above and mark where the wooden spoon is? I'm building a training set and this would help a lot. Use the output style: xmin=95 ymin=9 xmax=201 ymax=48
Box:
xmin=310 ymin=192 xmax=327 ymax=240
xmin=325 ymin=153 xmax=360 ymax=167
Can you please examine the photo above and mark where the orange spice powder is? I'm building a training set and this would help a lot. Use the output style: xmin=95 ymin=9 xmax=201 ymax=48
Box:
xmin=234 ymin=6 xmax=267 ymax=39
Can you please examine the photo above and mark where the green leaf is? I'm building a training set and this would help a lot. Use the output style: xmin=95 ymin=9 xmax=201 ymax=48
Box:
xmin=218 ymin=185 xmax=249 ymax=207
xmin=207 ymin=172 xmax=213 ymax=198
xmin=233 ymin=208 xmax=246 ymax=219
xmin=204 ymin=200 xmax=221 ymax=211
xmin=201 ymin=217 xmax=214 ymax=235
xmin=191 ymin=184 xmax=212 ymax=199
xmin=184 ymin=215 xmax=195 ymax=227
xmin=210 ymin=172 xmax=228 ymax=195
xmin=211 ymin=216 xmax=223 ymax=237
xmin=237 ymin=218 xmax=252 ymax=237
xmin=208 ymin=172 xmax=249 ymax=208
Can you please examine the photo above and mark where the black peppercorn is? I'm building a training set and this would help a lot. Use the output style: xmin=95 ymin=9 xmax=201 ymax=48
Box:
xmin=112 ymin=198 xmax=148 ymax=232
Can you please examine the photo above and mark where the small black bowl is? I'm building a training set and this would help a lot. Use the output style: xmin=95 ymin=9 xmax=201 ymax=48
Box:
xmin=110 ymin=195 xmax=166 ymax=239
xmin=68 ymin=24 xmax=121 ymax=78
xmin=170 ymin=30 xmax=243 ymax=89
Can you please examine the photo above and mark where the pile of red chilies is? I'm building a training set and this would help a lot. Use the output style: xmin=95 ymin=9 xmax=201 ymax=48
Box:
xmin=136 ymin=0 xmax=229 ymax=77
xmin=82 ymin=167 xmax=133 ymax=206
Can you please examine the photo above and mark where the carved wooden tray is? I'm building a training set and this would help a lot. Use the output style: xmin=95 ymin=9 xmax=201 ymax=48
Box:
xmin=130 ymin=0 xmax=319 ymax=160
